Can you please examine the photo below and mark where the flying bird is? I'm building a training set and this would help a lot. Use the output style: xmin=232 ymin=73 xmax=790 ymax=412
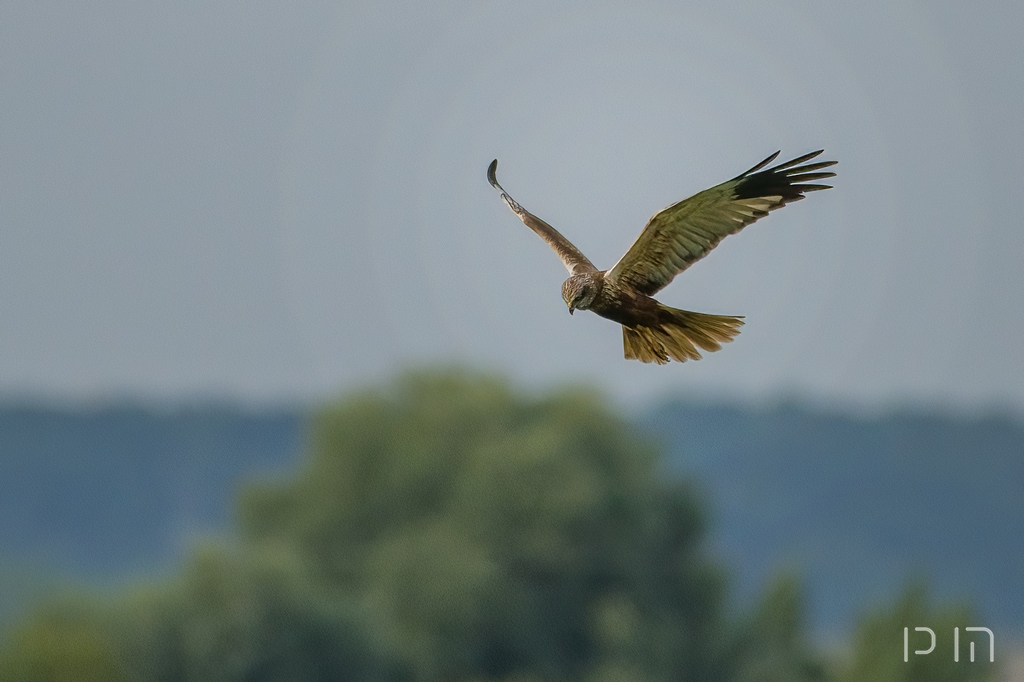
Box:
xmin=487 ymin=150 xmax=836 ymax=364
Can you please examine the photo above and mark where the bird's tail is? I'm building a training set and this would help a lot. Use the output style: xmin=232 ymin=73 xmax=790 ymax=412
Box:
xmin=622 ymin=305 xmax=744 ymax=364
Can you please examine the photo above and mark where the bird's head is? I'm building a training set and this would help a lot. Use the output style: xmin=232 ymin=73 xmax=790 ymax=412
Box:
xmin=561 ymin=274 xmax=599 ymax=315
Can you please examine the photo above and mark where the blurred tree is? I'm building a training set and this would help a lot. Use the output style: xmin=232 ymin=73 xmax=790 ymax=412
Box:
xmin=727 ymin=574 xmax=828 ymax=682
xmin=237 ymin=370 xmax=730 ymax=681
xmin=113 ymin=544 xmax=402 ymax=681
xmin=836 ymin=583 xmax=995 ymax=682
xmin=0 ymin=604 xmax=126 ymax=682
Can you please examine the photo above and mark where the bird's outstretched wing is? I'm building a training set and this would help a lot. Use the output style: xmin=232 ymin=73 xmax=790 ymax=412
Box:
xmin=605 ymin=151 xmax=836 ymax=296
xmin=488 ymin=160 xmax=598 ymax=276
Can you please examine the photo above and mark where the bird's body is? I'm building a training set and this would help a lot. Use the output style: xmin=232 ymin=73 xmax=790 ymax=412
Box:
xmin=487 ymin=151 xmax=836 ymax=364
xmin=562 ymin=271 xmax=653 ymax=327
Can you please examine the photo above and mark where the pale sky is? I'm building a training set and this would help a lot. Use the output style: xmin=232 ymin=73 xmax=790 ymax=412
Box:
xmin=2 ymin=1 xmax=1022 ymax=412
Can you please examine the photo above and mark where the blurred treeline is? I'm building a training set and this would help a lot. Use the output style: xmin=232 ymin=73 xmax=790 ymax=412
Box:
xmin=0 ymin=371 xmax=998 ymax=681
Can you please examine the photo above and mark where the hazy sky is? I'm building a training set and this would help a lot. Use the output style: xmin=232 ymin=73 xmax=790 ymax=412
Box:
xmin=2 ymin=1 xmax=1022 ymax=412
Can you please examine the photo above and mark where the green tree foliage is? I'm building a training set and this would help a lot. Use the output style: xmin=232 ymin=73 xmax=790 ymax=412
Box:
xmin=0 ymin=604 xmax=126 ymax=682
xmin=107 ymin=545 xmax=400 ymax=681
xmin=236 ymin=370 xmax=729 ymax=681
xmin=837 ymin=583 xmax=995 ymax=682
xmin=728 ymin=574 xmax=828 ymax=682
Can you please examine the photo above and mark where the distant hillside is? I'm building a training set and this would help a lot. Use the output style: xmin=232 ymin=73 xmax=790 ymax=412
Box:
xmin=0 ymin=404 xmax=303 ymax=579
xmin=1 ymin=400 xmax=1021 ymax=635
xmin=640 ymin=401 xmax=1024 ymax=635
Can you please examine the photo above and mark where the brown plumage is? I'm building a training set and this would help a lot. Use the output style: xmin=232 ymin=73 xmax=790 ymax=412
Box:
xmin=487 ymin=151 xmax=836 ymax=364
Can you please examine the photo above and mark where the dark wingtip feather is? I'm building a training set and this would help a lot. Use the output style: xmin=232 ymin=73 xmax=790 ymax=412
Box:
xmin=793 ymin=160 xmax=838 ymax=173
xmin=789 ymin=171 xmax=837 ymax=182
xmin=767 ymin=149 xmax=825 ymax=173
xmin=733 ymin=150 xmax=837 ymax=202
xmin=734 ymin=151 xmax=781 ymax=180
xmin=487 ymin=159 xmax=500 ymax=188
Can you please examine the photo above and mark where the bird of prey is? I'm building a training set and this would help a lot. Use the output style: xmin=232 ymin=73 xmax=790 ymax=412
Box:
xmin=487 ymin=150 xmax=836 ymax=364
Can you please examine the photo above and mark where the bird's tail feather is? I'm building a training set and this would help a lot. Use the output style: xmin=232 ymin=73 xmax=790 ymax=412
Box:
xmin=622 ymin=306 xmax=744 ymax=364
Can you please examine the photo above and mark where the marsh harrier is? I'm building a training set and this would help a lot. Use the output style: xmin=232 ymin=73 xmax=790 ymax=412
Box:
xmin=487 ymin=151 xmax=836 ymax=364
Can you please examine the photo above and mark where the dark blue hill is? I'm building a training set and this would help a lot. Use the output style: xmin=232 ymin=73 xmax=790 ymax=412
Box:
xmin=0 ymin=404 xmax=303 ymax=579
xmin=1 ymin=400 xmax=1021 ymax=636
xmin=640 ymin=401 xmax=1024 ymax=634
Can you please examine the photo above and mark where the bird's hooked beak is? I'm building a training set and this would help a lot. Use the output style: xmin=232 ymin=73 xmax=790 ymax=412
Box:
xmin=568 ymin=303 xmax=575 ymax=315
